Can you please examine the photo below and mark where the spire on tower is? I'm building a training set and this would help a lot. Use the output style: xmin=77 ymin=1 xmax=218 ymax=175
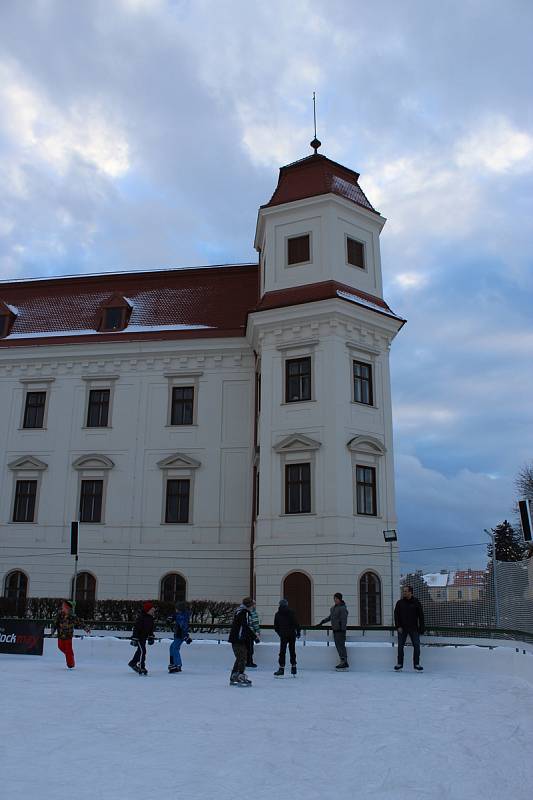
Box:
xmin=310 ymin=91 xmax=321 ymax=154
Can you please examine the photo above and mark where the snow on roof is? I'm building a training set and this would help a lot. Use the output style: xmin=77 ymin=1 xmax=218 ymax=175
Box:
xmin=336 ymin=290 xmax=404 ymax=321
xmin=422 ymin=572 xmax=450 ymax=588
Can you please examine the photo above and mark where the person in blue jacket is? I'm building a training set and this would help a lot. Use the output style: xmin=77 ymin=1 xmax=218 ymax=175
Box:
xmin=167 ymin=601 xmax=192 ymax=673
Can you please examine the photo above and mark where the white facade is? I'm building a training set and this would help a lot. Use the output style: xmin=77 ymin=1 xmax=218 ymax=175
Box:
xmin=0 ymin=153 xmax=403 ymax=625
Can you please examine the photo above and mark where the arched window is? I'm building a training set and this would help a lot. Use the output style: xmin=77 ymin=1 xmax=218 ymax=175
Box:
xmin=160 ymin=573 xmax=186 ymax=604
xmin=3 ymin=570 xmax=28 ymax=616
xmin=359 ymin=571 xmax=382 ymax=626
xmin=282 ymin=571 xmax=312 ymax=626
xmin=72 ymin=572 xmax=97 ymax=602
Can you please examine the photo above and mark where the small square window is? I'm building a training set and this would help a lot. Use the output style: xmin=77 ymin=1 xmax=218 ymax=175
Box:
xmin=285 ymin=463 xmax=311 ymax=514
xmin=356 ymin=465 xmax=377 ymax=516
xmin=287 ymin=234 xmax=310 ymax=265
xmin=79 ymin=480 xmax=103 ymax=523
xmin=353 ymin=361 xmax=373 ymax=406
xmin=170 ymin=387 xmax=194 ymax=425
xmin=285 ymin=357 xmax=312 ymax=403
xmin=0 ymin=315 xmax=10 ymax=338
xmin=13 ymin=480 xmax=37 ymax=522
xmin=165 ymin=479 xmax=190 ymax=523
xmin=87 ymin=389 xmax=110 ymax=428
xmin=23 ymin=391 xmax=46 ymax=429
xmin=102 ymin=308 xmax=125 ymax=331
xmin=347 ymin=237 xmax=365 ymax=269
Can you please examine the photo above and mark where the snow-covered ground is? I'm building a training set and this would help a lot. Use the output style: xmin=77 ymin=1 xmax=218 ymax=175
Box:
xmin=2 ymin=637 xmax=533 ymax=800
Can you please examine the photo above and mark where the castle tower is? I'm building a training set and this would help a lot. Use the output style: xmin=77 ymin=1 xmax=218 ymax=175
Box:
xmin=247 ymin=148 xmax=405 ymax=626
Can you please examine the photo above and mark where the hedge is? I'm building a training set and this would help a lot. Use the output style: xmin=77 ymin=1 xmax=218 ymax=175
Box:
xmin=0 ymin=597 xmax=238 ymax=631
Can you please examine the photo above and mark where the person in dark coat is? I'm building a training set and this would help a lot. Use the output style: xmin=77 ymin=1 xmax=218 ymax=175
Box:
xmin=129 ymin=601 xmax=156 ymax=675
xmin=273 ymin=599 xmax=301 ymax=676
xmin=167 ymin=601 xmax=192 ymax=673
xmin=228 ymin=597 xmax=257 ymax=686
xmin=394 ymin=585 xmax=425 ymax=671
xmin=319 ymin=592 xmax=349 ymax=669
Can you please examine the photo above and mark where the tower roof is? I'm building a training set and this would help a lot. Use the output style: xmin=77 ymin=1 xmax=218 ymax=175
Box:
xmin=262 ymin=153 xmax=377 ymax=214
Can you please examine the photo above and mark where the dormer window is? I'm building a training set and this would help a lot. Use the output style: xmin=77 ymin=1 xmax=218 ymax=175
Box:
xmin=346 ymin=236 xmax=365 ymax=269
xmin=0 ymin=300 xmax=17 ymax=339
xmin=98 ymin=294 xmax=132 ymax=332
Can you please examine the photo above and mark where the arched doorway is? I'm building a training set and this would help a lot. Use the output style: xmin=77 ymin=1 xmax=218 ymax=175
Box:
xmin=3 ymin=570 xmax=28 ymax=616
xmin=160 ymin=573 xmax=187 ymax=604
xmin=282 ymin=571 xmax=312 ymax=626
xmin=359 ymin=571 xmax=382 ymax=625
xmin=72 ymin=572 xmax=97 ymax=602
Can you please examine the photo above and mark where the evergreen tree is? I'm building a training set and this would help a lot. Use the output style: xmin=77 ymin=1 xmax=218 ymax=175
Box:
xmin=487 ymin=520 xmax=526 ymax=562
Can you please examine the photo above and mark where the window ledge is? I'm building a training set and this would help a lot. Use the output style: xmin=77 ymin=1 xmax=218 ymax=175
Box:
xmin=18 ymin=427 xmax=47 ymax=432
xmin=9 ymin=521 xmax=38 ymax=525
xmin=280 ymin=512 xmax=316 ymax=517
xmin=351 ymin=401 xmax=379 ymax=410
xmin=165 ymin=424 xmax=198 ymax=429
xmin=82 ymin=427 xmax=113 ymax=431
xmin=281 ymin=400 xmax=316 ymax=407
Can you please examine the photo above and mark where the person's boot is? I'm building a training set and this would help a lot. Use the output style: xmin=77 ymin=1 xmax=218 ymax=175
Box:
xmin=414 ymin=665 xmax=424 ymax=671
xmin=238 ymin=673 xmax=252 ymax=686
xmin=274 ymin=667 xmax=284 ymax=677
xmin=229 ymin=672 xmax=239 ymax=685
xmin=394 ymin=664 xmax=403 ymax=671
xmin=291 ymin=665 xmax=297 ymax=676
xmin=168 ymin=664 xmax=179 ymax=673
xmin=335 ymin=661 xmax=349 ymax=670
xmin=128 ymin=660 xmax=140 ymax=674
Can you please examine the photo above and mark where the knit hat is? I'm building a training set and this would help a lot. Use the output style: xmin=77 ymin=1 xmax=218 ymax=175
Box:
xmin=143 ymin=601 xmax=155 ymax=613
xmin=279 ymin=598 xmax=289 ymax=608
xmin=334 ymin=592 xmax=343 ymax=601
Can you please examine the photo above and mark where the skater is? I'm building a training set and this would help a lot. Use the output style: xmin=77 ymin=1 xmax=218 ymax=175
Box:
xmin=319 ymin=592 xmax=349 ymax=669
xmin=394 ymin=585 xmax=425 ymax=671
xmin=167 ymin=601 xmax=192 ymax=673
xmin=228 ymin=597 xmax=258 ymax=686
xmin=129 ymin=601 xmax=156 ymax=675
xmin=273 ymin=598 xmax=300 ymax=677
xmin=246 ymin=599 xmax=261 ymax=668
xmin=51 ymin=600 xmax=90 ymax=669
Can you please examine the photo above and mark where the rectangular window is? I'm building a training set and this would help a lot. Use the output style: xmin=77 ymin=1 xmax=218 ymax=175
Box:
xmin=356 ymin=466 xmax=377 ymax=516
xmin=347 ymin=237 xmax=365 ymax=269
xmin=285 ymin=357 xmax=312 ymax=403
xmin=353 ymin=361 xmax=373 ymax=405
xmin=285 ymin=463 xmax=311 ymax=514
xmin=23 ymin=391 xmax=46 ymax=429
xmin=102 ymin=307 xmax=125 ymax=331
xmin=79 ymin=480 xmax=103 ymax=523
xmin=165 ymin=479 xmax=190 ymax=523
xmin=86 ymin=389 xmax=110 ymax=427
xmin=170 ymin=386 xmax=194 ymax=426
xmin=13 ymin=480 xmax=37 ymax=522
xmin=287 ymin=234 xmax=310 ymax=265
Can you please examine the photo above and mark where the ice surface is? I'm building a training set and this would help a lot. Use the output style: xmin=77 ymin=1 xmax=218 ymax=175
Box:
xmin=2 ymin=637 xmax=533 ymax=800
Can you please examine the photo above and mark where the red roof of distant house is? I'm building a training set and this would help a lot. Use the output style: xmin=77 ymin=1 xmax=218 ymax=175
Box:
xmin=0 ymin=264 xmax=259 ymax=347
xmin=262 ymin=153 xmax=378 ymax=214
xmin=452 ymin=570 xmax=487 ymax=587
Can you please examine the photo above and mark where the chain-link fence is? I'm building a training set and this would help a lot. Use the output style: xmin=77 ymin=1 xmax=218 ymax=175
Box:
xmin=400 ymin=557 xmax=533 ymax=636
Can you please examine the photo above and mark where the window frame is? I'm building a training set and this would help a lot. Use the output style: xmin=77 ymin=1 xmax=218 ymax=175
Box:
xmin=286 ymin=232 xmax=312 ymax=267
xmin=79 ymin=478 xmax=104 ymax=523
xmin=359 ymin=571 xmax=382 ymax=625
xmin=352 ymin=360 xmax=374 ymax=406
xmin=12 ymin=479 xmax=38 ymax=523
xmin=22 ymin=391 xmax=47 ymax=429
xmin=355 ymin=464 xmax=377 ymax=516
xmin=73 ymin=454 xmax=114 ymax=525
xmin=86 ymin=388 xmax=111 ymax=428
xmin=8 ymin=456 xmax=47 ymax=525
xmin=160 ymin=572 xmax=187 ymax=604
xmin=345 ymin=235 xmax=366 ymax=270
xmin=19 ymin=378 xmax=55 ymax=431
xmin=165 ymin=372 xmax=202 ymax=427
xmin=285 ymin=462 xmax=312 ymax=514
xmin=285 ymin=356 xmax=312 ymax=403
xmin=164 ymin=478 xmax=191 ymax=524
xmin=101 ymin=306 xmax=127 ymax=332
xmin=158 ymin=452 xmax=200 ymax=526
xmin=170 ymin=386 xmax=195 ymax=426
xmin=81 ymin=376 xmax=118 ymax=431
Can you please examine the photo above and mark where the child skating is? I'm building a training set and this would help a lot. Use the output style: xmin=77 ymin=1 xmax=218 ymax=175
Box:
xmin=167 ymin=601 xmax=192 ymax=673
xmin=129 ymin=601 xmax=156 ymax=675
xmin=51 ymin=600 xmax=90 ymax=669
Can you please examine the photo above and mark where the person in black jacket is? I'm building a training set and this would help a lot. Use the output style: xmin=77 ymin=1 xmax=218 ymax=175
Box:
xmin=228 ymin=597 xmax=257 ymax=686
xmin=129 ymin=601 xmax=156 ymax=675
xmin=394 ymin=586 xmax=425 ymax=671
xmin=273 ymin=599 xmax=301 ymax=676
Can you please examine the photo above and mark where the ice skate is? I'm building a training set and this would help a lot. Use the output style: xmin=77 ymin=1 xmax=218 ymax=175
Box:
xmin=237 ymin=674 xmax=252 ymax=686
xmin=128 ymin=661 xmax=141 ymax=674
xmin=291 ymin=665 xmax=297 ymax=676
xmin=274 ymin=667 xmax=284 ymax=677
xmin=414 ymin=665 xmax=424 ymax=671
xmin=335 ymin=661 xmax=349 ymax=670
xmin=394 ymin=664 xmax=403 ymax=671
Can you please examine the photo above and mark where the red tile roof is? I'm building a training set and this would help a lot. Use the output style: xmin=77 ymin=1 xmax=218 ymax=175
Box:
xmin=0 ymin=264 xmax=259 ymax=347
xmin=452 ymin=570 xmax=487 ymax=587
xmin=263 ymin=154 xmax=377 ymax=214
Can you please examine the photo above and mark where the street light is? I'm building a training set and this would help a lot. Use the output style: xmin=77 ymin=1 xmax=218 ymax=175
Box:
xmin=383 ymin=530 xmax=397 ymax=634
xmin=484 ymin=528 xmax=500 ymax=628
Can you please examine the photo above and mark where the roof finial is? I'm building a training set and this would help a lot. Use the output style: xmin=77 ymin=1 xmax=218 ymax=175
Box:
xmin=310 ymin=91 xmax=321 ymax=154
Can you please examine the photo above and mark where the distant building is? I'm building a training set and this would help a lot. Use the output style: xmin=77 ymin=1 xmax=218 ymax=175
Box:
xmin=422 ymin=569 xmax=487 ymax=602
xmin=0 ymin=144 xmax=405 ymax=625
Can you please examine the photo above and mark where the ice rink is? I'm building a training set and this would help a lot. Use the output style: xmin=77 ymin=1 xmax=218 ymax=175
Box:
xmin=2 ymin=637 xmax=533 ymax=800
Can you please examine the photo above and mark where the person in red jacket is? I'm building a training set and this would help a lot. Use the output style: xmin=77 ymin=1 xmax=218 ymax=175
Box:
xmin=51 ymin=600 xmax=90 ymax=669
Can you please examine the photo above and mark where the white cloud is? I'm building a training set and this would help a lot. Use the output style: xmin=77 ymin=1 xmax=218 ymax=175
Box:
xmin=455 ymin=116 xmax=533 ymax=174
xmin=394 ymin=272 xmax=428 ymax=289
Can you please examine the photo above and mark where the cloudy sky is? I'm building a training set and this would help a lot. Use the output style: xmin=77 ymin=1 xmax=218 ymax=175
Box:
xmin=1 ymin=0 xmax=531 ymax=569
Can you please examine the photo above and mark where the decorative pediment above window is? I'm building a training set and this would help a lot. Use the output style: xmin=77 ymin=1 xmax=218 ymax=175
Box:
xmin=273 ymin=433 xmax=321 ymax=453
xmin=347 ymin=435 xmax=386 ymax=455
xmin=8 ymin=455 xmax=48 ymax=471
xmin=0 ymin=299 xmax=18 ymax=339
xmin=72 ymin=454 xmax=115 ymax=470
xmin=97 ymin=294 xmax=132 ymax=333
xmin=157 ymin=453 xmax=201 ymax=470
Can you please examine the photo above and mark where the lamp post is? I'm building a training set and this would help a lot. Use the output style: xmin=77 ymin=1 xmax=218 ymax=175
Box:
xmin=484 ymin=528 xmax=500 ymax=628
xmin=383 ymin=530 xmax=398 ymax=634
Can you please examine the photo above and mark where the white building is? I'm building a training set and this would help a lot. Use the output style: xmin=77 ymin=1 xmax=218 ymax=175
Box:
xmin=0 ymin=147 xmax=404 ymax=626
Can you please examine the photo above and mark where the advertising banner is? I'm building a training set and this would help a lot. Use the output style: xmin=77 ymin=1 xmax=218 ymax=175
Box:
xmin=0 ymin=619 xmax=45 ymax=656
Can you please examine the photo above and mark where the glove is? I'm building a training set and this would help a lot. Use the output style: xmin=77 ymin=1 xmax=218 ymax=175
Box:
xmin=185 ymin=636 xmax=192 ymax=645
xmin=255 ymin=636 xmax=260 ymax=644
xmin=147 ymin=637 xmax=155 ymax=646
xmin=130 ymin=638 xmax=138 ymax=647
xmin=318 ymin=619 xmax=326 ymax=626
